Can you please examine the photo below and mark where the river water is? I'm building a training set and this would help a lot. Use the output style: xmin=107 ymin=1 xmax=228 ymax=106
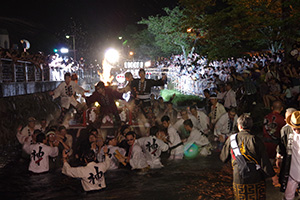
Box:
xmin=0 ymin=147 xmax=238 ymax=200
xmin=0 ymin=146 xmax=285 ymax=200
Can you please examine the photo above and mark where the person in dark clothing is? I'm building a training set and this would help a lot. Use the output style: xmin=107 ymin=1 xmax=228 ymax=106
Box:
xmin=263 ymin=100 xmax=285 ymax=162
xmin=117 ymin=125 xmax=130 ymax=152
xmin=220 ymin=113 xmax=278 ymax=200
xmin=131 ymin=68 xmax=166 ymax=108
xmin=73 ymin=128 xmax=103 ymax=165
xmin=85 ymin=81 xmax=124 ymax=128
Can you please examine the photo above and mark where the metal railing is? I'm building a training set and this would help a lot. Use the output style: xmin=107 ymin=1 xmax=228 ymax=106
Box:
xmin=0 ymin=58 xmax=50 ymax=83
xmin=0 ymin=58 xmax=200 ymax=96
xmin=0 ymin=58 xmax=103 ymax=85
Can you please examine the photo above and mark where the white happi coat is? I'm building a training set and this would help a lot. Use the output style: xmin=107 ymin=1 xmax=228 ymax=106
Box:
xmin=98 ymin=145 xmax=126 ymax=170
xmin=62 ymin=157 xmax=111 ymax=191
xmin=137 ymin=136 xmax=169 ymax=169
xmin=193 ymin=110 xmax=210 ymax=133
xmin=209 ymin=102 xmax=226 ymax=125
xmin=23 ymin=142 xmax=58 ymax=173
xmin=16 ymin=125 xmax=39 ymax=145
xmin=128 ymin=141 xmax=148 ymax=170
xmin=185 ymin=128 xmax=211 ymax=156
xmin=223 ymin=89 xmax=237 ymax=109
xmin=167 ymin=125 xmax=183 ymax=157
xmin=217 ymin=92 xmax=226 ymax=102
xmin=52 ymin=81 xmax=85 ymax=109
xmin=214 ymin=112 xmax=238 ymax=137
xmin=174 ymin=114 xmax=200 ymax=134
xmin=290 ymin=131 xmax=300 ymax=182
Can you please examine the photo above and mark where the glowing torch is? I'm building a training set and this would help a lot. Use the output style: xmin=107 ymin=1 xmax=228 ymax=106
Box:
xmin=100 ymin=48 xmax=119 ymax=86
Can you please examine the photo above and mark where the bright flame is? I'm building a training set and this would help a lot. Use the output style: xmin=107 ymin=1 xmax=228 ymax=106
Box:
xmin=100 ymin=59 xmax=114 ymax=86
xmin=94 ymin=101 xmax=100 ymax=107
xmin=99 ymin=48 xmax=119 ymax=86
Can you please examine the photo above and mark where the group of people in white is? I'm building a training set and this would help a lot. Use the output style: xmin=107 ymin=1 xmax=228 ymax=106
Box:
xmin=15 ymin=88 xmax=239 ymax=192
xmin=13 ymin=51 xmax=246 ymax=193
xmin=156 ymin=53 xmax=300 ymax=108
xmin=14 ymin=51 xmax=300 ymax=198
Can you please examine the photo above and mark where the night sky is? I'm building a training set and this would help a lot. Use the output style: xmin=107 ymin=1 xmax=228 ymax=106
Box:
xmin=1 ymin=0 xmax=178 ymax=59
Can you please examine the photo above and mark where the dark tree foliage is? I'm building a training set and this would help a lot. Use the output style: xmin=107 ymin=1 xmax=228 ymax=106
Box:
xmin=180 ymin=0 xmax=300 ymax=60
xmin=138 ymin=6 xmax=198 ymax=63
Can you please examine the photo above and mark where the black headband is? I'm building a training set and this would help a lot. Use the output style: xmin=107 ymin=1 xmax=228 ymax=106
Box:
xmin=291 ymin=121 xmax=300 ymax=127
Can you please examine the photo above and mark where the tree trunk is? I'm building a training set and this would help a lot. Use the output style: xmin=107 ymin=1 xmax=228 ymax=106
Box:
xmin=181 ymin=44 xmax=188 ymax=68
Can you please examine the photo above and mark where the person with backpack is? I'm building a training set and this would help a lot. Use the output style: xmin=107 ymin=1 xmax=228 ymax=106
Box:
xmin=220 ymin=113 xmax=278 ymax=200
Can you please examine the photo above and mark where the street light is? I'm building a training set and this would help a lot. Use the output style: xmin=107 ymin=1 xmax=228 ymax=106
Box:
xmin=60 ymin=48 xmax=69 ymax=54
xmin=187 ymin=28 xmax=192 ymax=33
xmin=53 ymin=48 xmax=69 ymax=53
xmin=129 ymin=51 xmax=134 ymax=61
xmin=66 ymin=35 xmax=76 ymax=61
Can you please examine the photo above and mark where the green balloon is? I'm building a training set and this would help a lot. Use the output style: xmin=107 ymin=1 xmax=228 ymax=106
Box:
xmin=184 ymin=143 xmax=199 ymax=159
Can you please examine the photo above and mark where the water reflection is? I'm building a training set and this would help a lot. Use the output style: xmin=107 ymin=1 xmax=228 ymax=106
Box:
xmin=0 ymin=151 xmax=228 ymax=200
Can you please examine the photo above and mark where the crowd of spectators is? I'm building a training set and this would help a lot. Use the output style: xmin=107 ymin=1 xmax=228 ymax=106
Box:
xmin=149 ymin=52 xmax=300 ymax=199
xmin=0 ymin=47 xmax=94 ymax=82
xmin=153 ymin=52 xmax=300 ymax=109
xmin=0 ymin=47 xmax=48 ymax=66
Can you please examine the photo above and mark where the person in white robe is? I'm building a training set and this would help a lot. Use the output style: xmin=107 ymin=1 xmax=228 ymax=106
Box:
xmin=214 ymin=108 xmax=238 ymax=150
xmin=23 ymin=131 xmax=59 ymax=173
xmin=183 ymin=119 xmax=211 ymax=156
xmin=125 ymin=131 xmax=149 ymax=170
xmin=173 ymin=109 xmax=200 ymax=139
xmin=62 ymin=146 xmax=111 ymax=192
xmin=223 ymin=83 xmax=237 ymax=110
xmin=50 ymin=72 xmax=86 ymax=110
xmin=98 ymin=136 xmax=126 ymax=170
xmin=161 ymin=116 xmax=183 ymax=160
xmin=283 ymin=111 xmax=300 ymax=200
xmin=190 ymin=106 xmax=210 ymax=134
xmin=137 ymin=126 xmax=169 ymax=168
xmin=208 ymin=94 xmax=226 ymax=128
xmin=49 ymin=72 xmax=87 ymax=123
xmin=16 ymin=117 xmax=39 ymax=145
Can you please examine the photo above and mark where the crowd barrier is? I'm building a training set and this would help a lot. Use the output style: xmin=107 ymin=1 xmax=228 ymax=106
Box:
xmin=0 ymin=58 xmax=100 ymax=84
xmin=0 ymin=58 xmax=203 ymax=96
xmin=0 ymin=58 xmax=50 ymax=83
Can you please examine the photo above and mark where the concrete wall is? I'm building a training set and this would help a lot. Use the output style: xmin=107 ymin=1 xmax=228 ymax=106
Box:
xmin=0 ymin=81 xmax=62 ymax=97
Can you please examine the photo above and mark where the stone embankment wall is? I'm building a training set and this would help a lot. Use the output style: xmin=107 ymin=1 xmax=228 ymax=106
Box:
xmin=0 ymin=93 xmax=60 ymax=147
